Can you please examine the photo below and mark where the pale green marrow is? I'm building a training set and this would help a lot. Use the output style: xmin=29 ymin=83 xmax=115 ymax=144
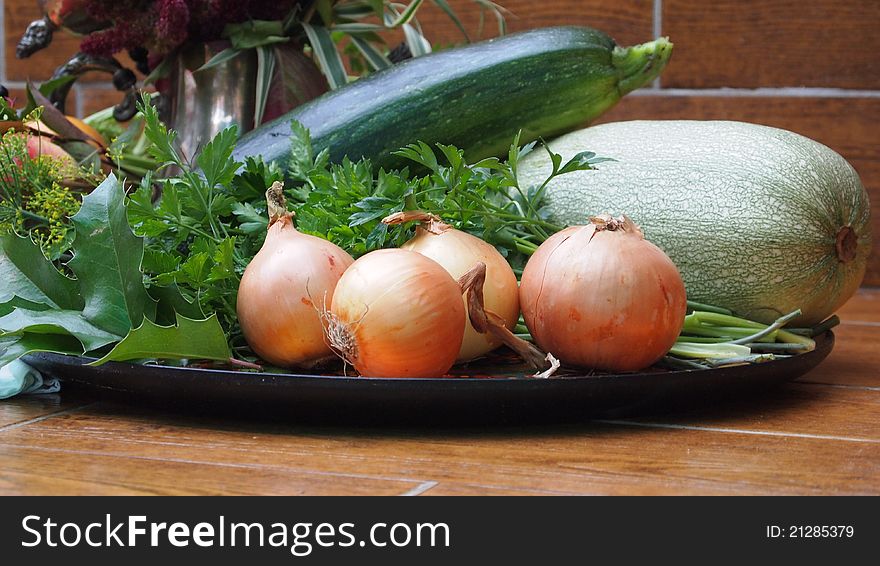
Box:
xmin=518 ymin=120 xmax=872 ymax=325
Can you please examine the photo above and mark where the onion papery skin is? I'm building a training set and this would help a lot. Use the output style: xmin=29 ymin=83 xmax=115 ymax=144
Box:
xmin=330 ymin=249 xmax=466 ymax=378
xmin=237 ymin=216 xmax=354 ymax=367
xmin=402 ymin=227 xmax=520 ymax=362
xmin=520 ymin=222 xmax=687 ymax=372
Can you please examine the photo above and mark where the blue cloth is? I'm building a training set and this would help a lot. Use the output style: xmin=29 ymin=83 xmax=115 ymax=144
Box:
xmin=0 ymin=359 xmax=60 ymax=399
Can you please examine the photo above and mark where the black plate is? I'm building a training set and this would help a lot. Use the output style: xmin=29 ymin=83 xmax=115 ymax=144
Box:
xmin=24 ymin=332 xmax=834 ymax=424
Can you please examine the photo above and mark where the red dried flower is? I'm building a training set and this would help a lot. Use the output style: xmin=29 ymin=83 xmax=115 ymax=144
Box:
xmin=78 ymin=0 xmax=301 ymax=59
xmin=155 ymin=0 xmax=190 ymax=53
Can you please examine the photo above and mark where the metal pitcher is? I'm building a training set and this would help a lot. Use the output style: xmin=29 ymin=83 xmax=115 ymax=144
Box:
xmin=162 ymin=43 xmax=258 ymax=161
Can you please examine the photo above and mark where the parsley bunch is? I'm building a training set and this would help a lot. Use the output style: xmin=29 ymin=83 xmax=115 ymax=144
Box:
xmin=126 ymin=102 xmax=606 ymax=352
xmin=126 ymin=101 xmax=282 ymax=345
xmin=286 ymin=123 xmax=609 ymax=272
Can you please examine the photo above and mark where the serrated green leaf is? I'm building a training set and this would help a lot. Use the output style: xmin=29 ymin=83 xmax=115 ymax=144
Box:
xmin=139 ymin=99 xmax=180 ymax=165
xmin=547 ymin=147 xmax=563 ymax=175
xmin=0 ymin=297 xmax=49 ymax=317
xmin=91 ymin=314 xmax=230 ymax=365
xmin=209 ymin=238 xmax=236 ymax=281
xmin=142 ymin=248 xmax=181 ymax=275
xmin=0 ymin=308 xmax=120 ymax=352
xmin=437 ymin=143 xmax=464 ymax=170
xmin=230 ymin=157 xmax=283 ymax=202
xmin=394 ymin=141 xmax=438 ymax=172
xmin=134 ymin=219 xmax=171 ymax=238
xmin=364 ymin=222 xmax=388 ymax=250
xmin=557 ymin=151 xmax=599 ymax=175
xmin=0 ymin=332 xmax=84 ymax=367
xmin=231 ymin=202 xmax=268 ymax=234
xmin=126 ymin=177 xmax=158 ymax=225
xmin=0 ymin=233 xmax=82 ymax=310
xmin=68 ymin=174 xmax=156 ymax=336
xmin=148 ymin=284 xmax=205 ymax=324
xmin=210 ymin=195 xmax=237 ymax=218
xmin=197 ymin=126 xmax=240 ymax=189
xmin=189 ymin=238 xmax=216 ymax=256
xmin=289 ymin=120 xmax=316 ymax=181
xmin=178 ymin=252 xmax=211 ymax=288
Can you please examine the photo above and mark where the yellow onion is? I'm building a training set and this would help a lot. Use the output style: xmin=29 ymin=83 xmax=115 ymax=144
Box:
xmin=237 ymin=182 xmax=354 ymax=367
xmin=327 ymin=249 xmax=466 ymax=378
xmin=520 ymin=214 xmax=687 ymax=372
xmin=383 ymin=211 xmax=520 ymax=362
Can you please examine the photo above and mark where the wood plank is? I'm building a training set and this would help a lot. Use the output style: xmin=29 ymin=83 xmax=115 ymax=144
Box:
xmin=420 ymin=483 xmax=581 ymax=496
xmin=0 ymin=398 xmax=876 ymax=495
xmin=0 ymin=443 xmax=421 ymax=495
xmin=611 ymin=383 xmax=880 ymax=440
xmin=0 ymin=394 xmax=91 ymax=428
xmin=795 ymin=324 xmax=880 ymax=388
xmin=595 ymin=94 xmax=880 ymax=286
xmin=661 ymin=0 xmax=880 ymax=88
xmin=836 ymin=288 xmax=880 ymax=322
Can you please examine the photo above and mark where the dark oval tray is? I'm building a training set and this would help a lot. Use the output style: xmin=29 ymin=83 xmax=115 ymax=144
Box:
xmin=24 ymin=332 xmax=834 ymax=424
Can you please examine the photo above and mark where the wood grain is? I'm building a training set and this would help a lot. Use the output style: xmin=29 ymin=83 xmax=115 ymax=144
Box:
xmin=795 ymin=324 xmax=880 ymax=388
xmin=595 ymin=94 xmax=880 ymax=286
xmin=0 ymin=444 xmax=420 ymax=495
xmin=661 ymin=0 xmax=880 ymax=88
xmin=612 ymin=383 xmax=880 ymax=439
xmin=0 ymin=288 xmax=877 ymax=495
xmin=0 ymin=393 xmax=90 ymax=428
xmin=836 ymin=287 xmax=880 ymax=322
xmin=0 ymin=386 xmax=877 ymax=495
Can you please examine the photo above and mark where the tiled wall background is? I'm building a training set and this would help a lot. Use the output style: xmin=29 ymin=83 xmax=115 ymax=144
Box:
xmin=3 ymin=0 xmax=879 ymax=285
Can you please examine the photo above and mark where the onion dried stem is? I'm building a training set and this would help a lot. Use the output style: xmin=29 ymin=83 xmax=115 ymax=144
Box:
xmin=457 ymin=262 xmax=552 ymax=373
xmin=382 ymin=210 xmax=450 ymax=234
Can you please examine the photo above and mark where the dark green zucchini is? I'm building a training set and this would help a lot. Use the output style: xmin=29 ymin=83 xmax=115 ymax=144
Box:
xmin=232 ymin=26 xmax=672 ymax=171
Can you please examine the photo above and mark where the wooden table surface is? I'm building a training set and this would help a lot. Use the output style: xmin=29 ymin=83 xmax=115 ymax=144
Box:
xmin=1 ymin=289 xmax=878 ymax=496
